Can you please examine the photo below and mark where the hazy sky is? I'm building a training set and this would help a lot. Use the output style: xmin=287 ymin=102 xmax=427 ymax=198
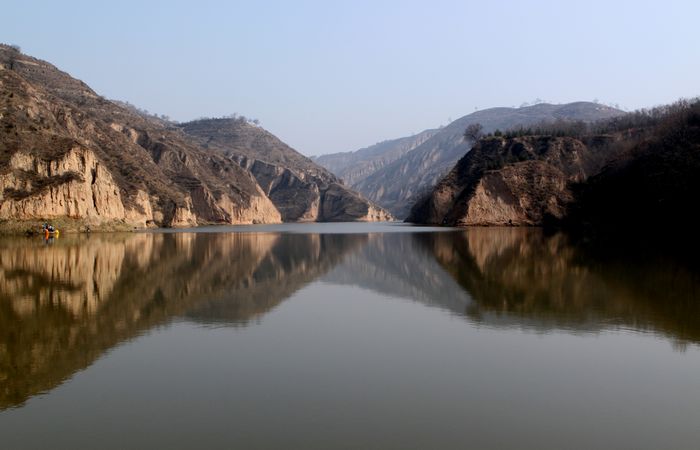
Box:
xmin=4 ymin=0 xmax=699 ymax=155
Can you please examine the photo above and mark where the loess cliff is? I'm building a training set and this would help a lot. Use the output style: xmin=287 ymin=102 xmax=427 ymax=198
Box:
xmin=180 ymin=118 xmax=393 ymax=222
xmin=0 ymin=45 xmax=280 ymax=229
xmin=407 ymin=135 xmax=614 ymax=226
xmin=408 ymin=99 xmax=700 ymax=229
xmin=0 ymin=44 xmax=389 ymax=231
xmin=324 ymin=102 xmax=623 ymax=219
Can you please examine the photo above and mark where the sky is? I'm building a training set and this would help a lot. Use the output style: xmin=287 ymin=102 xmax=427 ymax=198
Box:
xmin=4 ymin=0 xmax=699 ymax=155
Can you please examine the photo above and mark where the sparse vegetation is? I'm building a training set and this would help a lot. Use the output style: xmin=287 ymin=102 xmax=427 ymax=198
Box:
xmin=485 ymin=98 xmax=700 ymax=139
xmin=463 ymin=123 xmax=483 ymax=142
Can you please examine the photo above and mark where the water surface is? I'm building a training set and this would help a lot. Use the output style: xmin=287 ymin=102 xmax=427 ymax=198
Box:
xmin=1 ymin=223 xmax=699 ymax=449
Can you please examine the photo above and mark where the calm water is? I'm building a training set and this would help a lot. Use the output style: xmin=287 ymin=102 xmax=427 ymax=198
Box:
xmin=1 ymin=223 xmax=699 ymax=449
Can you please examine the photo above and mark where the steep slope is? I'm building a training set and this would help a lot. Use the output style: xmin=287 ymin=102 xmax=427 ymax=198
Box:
xmin=0 ymin=44 xmax=280 ymax=229
xmin=313 ymin=128 xmax=438 ymax=186
xmin=180 ymin=118 xmax=392 ymax=222
xmin=409 ymin=99 xmax=700 ymax=229
xmin=353 ymin=103 xmax=623 ymax=218
xmin=566 ymin=100 xmax=700 ymax=231
xmin=407 ymin=135 xmax=615 ymax=225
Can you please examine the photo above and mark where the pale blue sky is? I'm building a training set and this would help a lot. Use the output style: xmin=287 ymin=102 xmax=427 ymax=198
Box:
xmin=4 ymin=0 xmax=699 ymax=155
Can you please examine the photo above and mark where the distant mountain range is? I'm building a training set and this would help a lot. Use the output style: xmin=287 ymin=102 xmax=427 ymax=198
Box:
xmin=316 ymin=102 xmax=624 ymax=218
xmin=0 ymin=44 xmax=390 ymax=231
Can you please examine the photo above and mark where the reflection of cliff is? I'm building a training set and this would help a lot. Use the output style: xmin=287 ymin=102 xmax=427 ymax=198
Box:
xmin=421 ymin=228 xmax=700 ymax=345
xmin=0 ymin=232 xmax=363 ymax=410
xmin=186 ymin=233 xmax=367 ymax=324
xmin=322 ymin=232 xmax=472 ymax=314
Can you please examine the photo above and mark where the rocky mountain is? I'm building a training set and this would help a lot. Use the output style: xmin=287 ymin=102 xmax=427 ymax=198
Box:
xmin=0 ymin=45 xmax=389 ymax=231
xmin=313 ymin=128 xmax=439 ymax=186
xmin=407 ymin=134 xmax=614 ymax=226
xmin=180 ymin=118 xmax=392 ymax=222
xmin=321 ymin=103 xmax=623 ymax=218
xmin=408 ymin=99 xmax=700 ymax=229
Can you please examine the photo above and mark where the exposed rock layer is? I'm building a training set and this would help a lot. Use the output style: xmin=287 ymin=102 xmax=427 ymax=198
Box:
xmin=0 ymin=45 xmax=389 ymax=229
xmin=409 ymin=100 xmax=700 ymax=229
xmin=407 ymin=135 xmax=615 ymax=226
xmin=0 ymin=45 xmax=281 ymax=228
xmin=320 ymin=103 xmax=623 ymax=218
xmin=180 ymin=118 xmax=393 ymax=222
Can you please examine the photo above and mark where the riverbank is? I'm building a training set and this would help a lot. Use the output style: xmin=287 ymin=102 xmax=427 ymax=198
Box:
xmin=0 ymin=218 xmax=142 ymax=235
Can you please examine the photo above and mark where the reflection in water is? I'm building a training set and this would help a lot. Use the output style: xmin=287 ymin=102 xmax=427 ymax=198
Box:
xmin=1 ymin=226 xmax=699 ymax=413
xmin=0 ymin=232 xmax=365 ymax=410
xmin=418 ymin=228 xmax=700 ymax=347
xmin=322 ymin=233 xmax=473 ymax=314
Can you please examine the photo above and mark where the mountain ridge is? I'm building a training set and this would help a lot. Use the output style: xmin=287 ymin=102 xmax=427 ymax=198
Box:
xmin=318 ymin=102 xmax=624 ymax=218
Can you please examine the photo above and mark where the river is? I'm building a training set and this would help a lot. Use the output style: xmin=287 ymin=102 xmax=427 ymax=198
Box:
xmin=1 ymin=223 xmax=699 ymax=449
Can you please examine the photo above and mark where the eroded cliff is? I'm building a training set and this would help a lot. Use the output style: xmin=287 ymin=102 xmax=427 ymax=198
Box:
xmin=0 ymin=45 xmax=281 ymax=229
xmin=407 ymin=135 xmax=612 ymax=226
xmin=180 ymin=118 xmax=393 ymax=222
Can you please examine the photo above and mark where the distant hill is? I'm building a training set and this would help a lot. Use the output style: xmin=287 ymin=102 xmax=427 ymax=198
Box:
xmin=318 ymin=102 xmax=624 ymax=218
xmin=313 ymin=128 xmax=439 ymax=186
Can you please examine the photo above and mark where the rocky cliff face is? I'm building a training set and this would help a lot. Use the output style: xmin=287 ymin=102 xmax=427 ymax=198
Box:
xmin=180 ymin=118 xmax=393 ymax=222
xmin=1 ymin=45 xmax=389 ymax=230
xmin=0 ymin=45 xmax=282 ymax=229
xmin=409 ymin=99 xmax=700 ymax=229
xmin=326 ymin=103 xmax=623 ymax=219
xmin=407 ymin=135 xmax=614 ymax=226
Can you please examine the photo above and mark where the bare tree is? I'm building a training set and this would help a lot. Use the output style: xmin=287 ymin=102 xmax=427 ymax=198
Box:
xmin=463 ymin=123 xmax=484 ymax=142
xmin=6 ymin=44 xmax=21 ymax=70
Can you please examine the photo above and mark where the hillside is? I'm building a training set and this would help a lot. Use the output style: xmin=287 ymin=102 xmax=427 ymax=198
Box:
xmin=180 ymin=118 xmax=392 ymax=222
xmin=0 ymin=44 xmax=281 ymax=229
xmin=406 ymin=134 xmax=615 ymax=225
xmin=313 ymin=128 xmax=438 ymax=186
xmin=328 ymin=102 xmax=623 ymax=218
xmin=0 ymin=45 xmax=389 ymax=230
xmin=408 ymin=99 xmax=700 ymax=230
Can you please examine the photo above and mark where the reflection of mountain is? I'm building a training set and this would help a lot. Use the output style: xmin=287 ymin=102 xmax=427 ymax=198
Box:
xmin=4 ymin=227 xmax=699 ymax=411
xmin=185 ymin=233 xmax=366 ymax=324
xmin=0 ymin=232 xmax=364 ymax=410
xmin=421 ymin=228 xmax=700 ymax=345
xmin=322 ymin=233 xmax=472 ymax=314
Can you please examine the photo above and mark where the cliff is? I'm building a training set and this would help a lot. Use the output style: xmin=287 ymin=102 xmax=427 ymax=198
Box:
xmin=407 ymin=135 xmax=613 ymax=226
xmin=0 ymin=45 xmax=390 ymax=230
xmin=180 ymin=118 xmax=393 ymax=222
xmin=0 ymin=45 xmax=281 ymax=229
xmin=329 ymin=102 xmax=623 ymax=218
xmin=409 ymin=99 xmax=700 ymax=230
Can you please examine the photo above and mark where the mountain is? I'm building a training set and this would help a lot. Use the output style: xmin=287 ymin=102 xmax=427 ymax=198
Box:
xmin=319 ymin=102 xmax=624 ymax=218
xmin=408 ymin=99 xmax=700 ymax=230
xmin=0 ymin=44 xmax=389 ymax=231
xmin=180 ymin=118 xmax=392 ymax=222
xmin=313 ymin=128 xmax=439 ymax=186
